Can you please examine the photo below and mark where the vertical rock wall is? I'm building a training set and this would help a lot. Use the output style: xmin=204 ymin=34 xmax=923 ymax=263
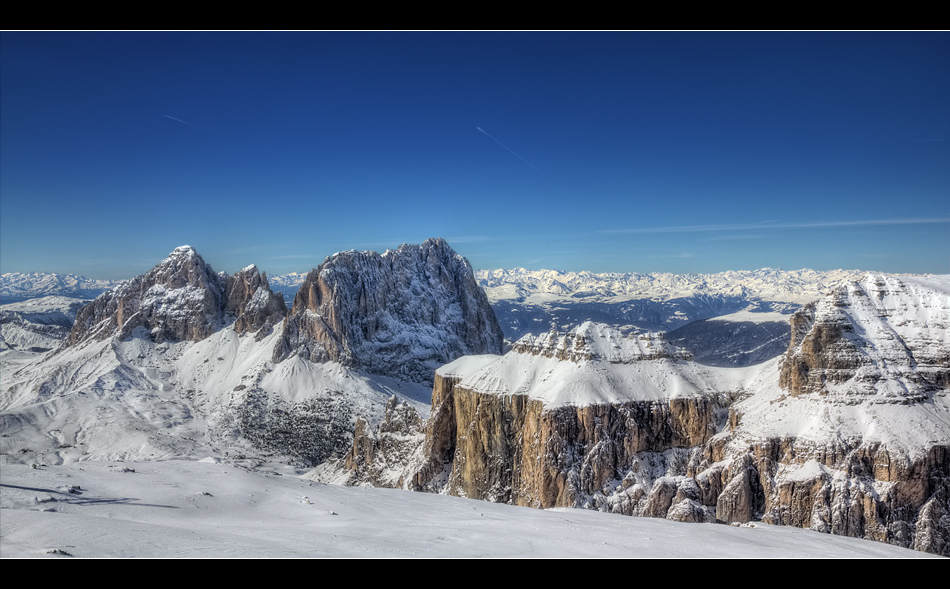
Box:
xmin=272 ymin=238 xmax=504 ymax=383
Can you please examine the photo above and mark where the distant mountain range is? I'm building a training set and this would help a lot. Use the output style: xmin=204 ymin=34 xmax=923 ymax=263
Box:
xmin=1 ymin=272 xmax=124 ymax=303
xmin=475 ymin=267 xmax=866 ymax=339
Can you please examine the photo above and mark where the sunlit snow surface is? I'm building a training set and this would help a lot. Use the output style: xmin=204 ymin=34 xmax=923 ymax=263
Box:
xmin=0 ymin=460 xmax=935 ymax=558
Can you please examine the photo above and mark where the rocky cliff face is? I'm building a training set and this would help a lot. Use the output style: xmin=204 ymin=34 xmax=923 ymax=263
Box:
xmin=272 ymin=238 xmax=504 ymax=383
xmin=320 ymin=276 xmax=950 ymax=555
xmin=779 ymin=274 xmax=950 ymax=399
xmin=68 ymin=246 xmax=286 ymax=345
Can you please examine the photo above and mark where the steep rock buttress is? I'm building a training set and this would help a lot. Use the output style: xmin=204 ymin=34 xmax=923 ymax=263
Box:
xmin=272 ymin=238 xmax=504 ymax=383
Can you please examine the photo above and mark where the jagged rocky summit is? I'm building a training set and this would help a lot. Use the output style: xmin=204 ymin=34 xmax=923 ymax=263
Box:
xmin=68 ymin=246 xmax=287 ymax=345
xmin=273 ymin=237 xmax=504 ymax=384
xmin=316 ymin=273 xmax=950 ymax=556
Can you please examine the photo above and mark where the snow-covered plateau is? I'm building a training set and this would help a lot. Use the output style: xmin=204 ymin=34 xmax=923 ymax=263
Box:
xmin=2 ymin=243 xmax=948 ymax=557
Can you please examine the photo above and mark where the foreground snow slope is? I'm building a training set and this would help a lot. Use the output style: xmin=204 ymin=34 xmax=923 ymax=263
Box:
xmin=0 ymin=460 xmax=935 ymax=558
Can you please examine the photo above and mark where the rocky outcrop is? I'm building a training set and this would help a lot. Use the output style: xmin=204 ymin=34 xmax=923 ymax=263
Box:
xmin=225 ymin=265 xmax=288 ymax=339
xmin=316 ymin=395 xmax=428 ymax=487
xmin=320 ymin=323 xmax=740 ymax=510
xmin=68 ymin=246 xmax=286 ymax=345
xmin=272 ymin=238 xmax=504 ymax=383
xmin=743 ymin=438 xmax=950 ymax=551
xmin=401 ymin=368 xmax=735 ymax=509
xmin=511 ymin=323 xmax=690 ymax=363
xmin=331 ymin=371 xmax=949 ymax=555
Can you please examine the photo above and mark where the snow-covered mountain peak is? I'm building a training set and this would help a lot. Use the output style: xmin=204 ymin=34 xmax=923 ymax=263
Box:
xmin=169 ymin=244 xmax=198 ymax=257
xmin=67 ymin=246 xmax=285 ymax=346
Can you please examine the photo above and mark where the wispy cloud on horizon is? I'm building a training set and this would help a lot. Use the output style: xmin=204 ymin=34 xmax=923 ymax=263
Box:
xmin=602 ymin=218 xmax=950 ymax=235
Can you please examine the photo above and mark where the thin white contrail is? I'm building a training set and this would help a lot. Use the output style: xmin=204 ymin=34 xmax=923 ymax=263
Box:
xmin=477 ymin=127 xmax=542 ymax=175
xmin=164 ymin=115 xmax=200 ymax=129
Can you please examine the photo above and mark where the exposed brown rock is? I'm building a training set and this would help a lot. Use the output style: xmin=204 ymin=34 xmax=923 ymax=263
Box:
xmin=225 ymin=265 xmax=288 ymax=339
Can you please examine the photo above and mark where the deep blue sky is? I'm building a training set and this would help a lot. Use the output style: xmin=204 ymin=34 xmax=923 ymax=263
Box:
xmin=2 ymin=32 xmax=948 ymax=279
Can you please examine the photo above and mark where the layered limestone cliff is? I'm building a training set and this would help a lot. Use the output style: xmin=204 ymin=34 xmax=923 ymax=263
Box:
xmin=321 ymin=276 xmax=950 ymax=555
xmin=68 ymin=246 xmax=286 ymax=345
xmin=272 ymin=238 xmax=504 ymax=383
